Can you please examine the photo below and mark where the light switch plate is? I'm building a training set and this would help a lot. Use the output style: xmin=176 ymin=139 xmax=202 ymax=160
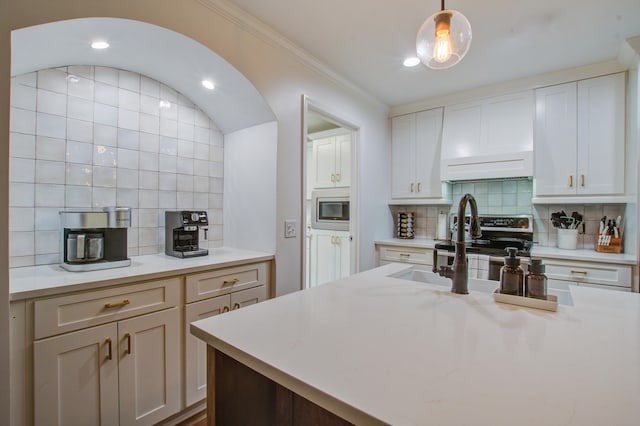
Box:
xmin=284 ymin=220 xmax=296 ymax=238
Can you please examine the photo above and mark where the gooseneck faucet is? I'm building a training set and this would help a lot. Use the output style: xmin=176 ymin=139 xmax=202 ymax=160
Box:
xmin=433 ymin=193 xmax=482 ymax=294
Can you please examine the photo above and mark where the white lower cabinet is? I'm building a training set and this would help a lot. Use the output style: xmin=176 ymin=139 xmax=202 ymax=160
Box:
xmin=184 ymin=285 xmax=267 ymax=406
xmin=310 ymin=229 xmax=351 ymax=287
xmin=539 ymin=257 xmax=632 ymax=291
xmin=34 ymin=307 xmax=181 ymax=426
xmin=376 ymin=244 xmax=434 ymax=271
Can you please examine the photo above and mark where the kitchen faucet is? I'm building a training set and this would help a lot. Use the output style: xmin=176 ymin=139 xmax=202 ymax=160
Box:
xmin=432 ymin=193 xmax=482 ymax=294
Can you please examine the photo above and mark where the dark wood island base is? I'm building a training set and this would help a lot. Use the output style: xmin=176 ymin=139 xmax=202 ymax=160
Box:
xmin=207 ymin=346 xmax=354 ymax=426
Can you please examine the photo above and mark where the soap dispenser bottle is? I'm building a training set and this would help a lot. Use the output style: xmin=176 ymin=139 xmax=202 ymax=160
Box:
xmin=500 ymin=247 xmax=524 ymax=296
xmin=525 ymin=258 xmax=548 ymax=299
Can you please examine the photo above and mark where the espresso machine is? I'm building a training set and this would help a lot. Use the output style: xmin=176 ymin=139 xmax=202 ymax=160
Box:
xmin=59 ymin=207 xmax=131 ymax=272
xmin=165 ymin=211 xmax=209 ymax=258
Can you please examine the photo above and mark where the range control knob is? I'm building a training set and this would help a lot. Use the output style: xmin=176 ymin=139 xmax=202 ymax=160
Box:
xmin=191 ymin=212 xmax=200 ymax=222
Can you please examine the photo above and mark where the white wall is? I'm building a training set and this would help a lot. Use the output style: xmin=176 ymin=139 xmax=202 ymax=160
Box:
xmin=223 ymin=121 xmax=277 ymax=253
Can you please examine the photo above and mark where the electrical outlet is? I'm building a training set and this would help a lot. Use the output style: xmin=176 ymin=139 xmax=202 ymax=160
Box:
xmin=284 ymin=220 xmax=297 ymax=238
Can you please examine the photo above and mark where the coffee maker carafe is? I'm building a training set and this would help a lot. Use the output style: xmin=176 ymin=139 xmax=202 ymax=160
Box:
xmin=165 ymin=211 xmax=209 ymax=258
xmin=60 ymin=207 xmax=131 ymax=272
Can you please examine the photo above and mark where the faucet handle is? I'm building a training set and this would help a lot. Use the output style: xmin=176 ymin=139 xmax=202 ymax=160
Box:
xmin=469 ymin=215 xmax=482 ymax=239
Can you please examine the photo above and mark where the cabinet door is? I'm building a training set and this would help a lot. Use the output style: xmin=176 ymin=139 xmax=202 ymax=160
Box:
xmin=391 ymin=114 xmax=416 ymax=198
xmin=311 ymin=229 xmax=338 ymax=286
xmin=534 ymin=82 xmax=578 ymax=196
xmin=230 ymin=285 xmax=268 ymax=310
xmin=334 ymin=232 xmax=351 ymax=280
xmin=34 ymin=323 xmax=119 ymax=426
xmin=118 ymin=307 xmax=181 ymax=426
xmin=313 ymin=137 xmax=336 ymax=188
xmin=441 ymin=101 xmax=483 ymax=160
xmin=414 ymin=108 xmax=443 ymax=197
xmin=184 ymin=295 xmax=229 ymax=407
xmin=335 ymin=133 xmax=351 ymax=187
xmin=483 ymin=91 xmax=533 ymax=155
xmin=577 ymin=73 xmax=625 ymax=195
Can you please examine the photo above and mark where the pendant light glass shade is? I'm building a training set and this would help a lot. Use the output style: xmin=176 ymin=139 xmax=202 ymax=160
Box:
xmin=416 ymin=8 xmax=472 ymax=70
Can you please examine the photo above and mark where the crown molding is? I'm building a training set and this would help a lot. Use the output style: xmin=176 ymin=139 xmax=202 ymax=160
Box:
xmin=197 ymin=0 xmax=387 ymax=110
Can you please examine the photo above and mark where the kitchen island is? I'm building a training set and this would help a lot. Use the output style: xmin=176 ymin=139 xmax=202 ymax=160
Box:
xmin=191 ymin=263 xmax=640 ymax=425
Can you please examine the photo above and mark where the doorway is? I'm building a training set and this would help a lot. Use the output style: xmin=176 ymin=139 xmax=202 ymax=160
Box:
xmin=302 ymin=96 xmax=359 ymax=289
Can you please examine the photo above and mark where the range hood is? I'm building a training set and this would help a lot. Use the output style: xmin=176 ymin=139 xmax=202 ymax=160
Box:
xmin=440 ymin=90 xmax=534 ymax=182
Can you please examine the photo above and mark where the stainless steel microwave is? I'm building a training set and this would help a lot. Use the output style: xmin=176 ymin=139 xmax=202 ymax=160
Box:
xmin=311 ymin=188 xmax=350 ymax=231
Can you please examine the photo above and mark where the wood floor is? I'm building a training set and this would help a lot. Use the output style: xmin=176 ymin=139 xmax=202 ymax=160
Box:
xmin=175 ymin=409 xmax=207 ymax=426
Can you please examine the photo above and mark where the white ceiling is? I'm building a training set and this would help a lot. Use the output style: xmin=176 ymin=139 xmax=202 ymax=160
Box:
xmin=11 ymin=18 xmax=276 ymax=134
xmin=224 ymin=0 xmax=640 ymax=107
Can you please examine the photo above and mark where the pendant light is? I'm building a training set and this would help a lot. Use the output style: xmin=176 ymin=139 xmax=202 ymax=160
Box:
xmin=416 ymin=0 xmax=472 ymax=70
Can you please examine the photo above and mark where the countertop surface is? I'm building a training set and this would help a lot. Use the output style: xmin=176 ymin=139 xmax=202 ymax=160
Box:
xmin=9 ymin=247 xmax=274 ymax=301
xmin=191 ymin=263 xmax=640 ymax=426
xmin=375 ymin=238 xmax=637 ymax=265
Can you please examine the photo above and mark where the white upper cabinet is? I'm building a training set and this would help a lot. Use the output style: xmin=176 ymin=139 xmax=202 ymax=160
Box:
xmin=534 ymin=73 xmax=625 ymax=198
xmin=441 ymin=90 xmax=534 ymax=181
xmin=310 ymin=130 xmax=351 ymax=189
xmin=391 ymin=108 xmax=448 ymax=201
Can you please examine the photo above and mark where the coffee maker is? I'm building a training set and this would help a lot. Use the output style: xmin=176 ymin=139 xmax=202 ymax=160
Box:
xmin=165 ymin=211 xmax=209 ymax=258
xmin=60 ymin=207 xmax=131 ymax=272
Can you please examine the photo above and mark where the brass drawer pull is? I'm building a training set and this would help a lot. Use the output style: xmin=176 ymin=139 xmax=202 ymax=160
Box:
xmin=399 ymin=253 xmax=411 ymax=257
xmin=124 ymin=333 xmax=131 ymax=355
xmin=581 ymin=174 xmax=585 ymax=187
xmin=106 ymin=338 xmax=113 ymax=361
xmin=410 ymin=183 xmax=414 ymax=193
xmin=570 ymin=270 xmax=588 ymax=275
xmin=223 ymin=278 xmax=240 ymax=285
xmin=417 ymin=182 xmax=421 ymax=192
xmin=335 ymin=173 xmax=341 ymax=182
xmin=222 ymin=306 xmax=230 ymax=313
xmin=232 ymin=303 xmax=240 ymax=310
xmin=105 ymin=300 xmax=130 ymax=309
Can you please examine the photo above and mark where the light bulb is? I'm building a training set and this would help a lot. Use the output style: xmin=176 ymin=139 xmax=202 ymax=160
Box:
xmin=433 ymin=29 xmax=452 ymax=63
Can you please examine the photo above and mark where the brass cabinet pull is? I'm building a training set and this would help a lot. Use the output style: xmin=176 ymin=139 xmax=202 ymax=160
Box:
xmin=124 ymin=333 xmax=131 ymax=355
xmin=569 ymin=175 xmax=573 ymax=188
xmin=331 ymin=174 xmax=336 ymax=182
xmin=106 ymin=338 xmax=112 ymax=361
xmin=399 ymin=253 xmax=411 ymax=257
xmin=581 ymin=174 xmax=585 ymax=187
xmin=570 ymin=270 xmax=588 ymax=275
xmin=223 ymin=278 xmax=240 ymax=285
xmin=222 ymin=306 xmax=230 ymax=313
xmin=105 ymin=300 xmax=130 ymax=309
xmin=417 ymin=182 xmax=421 ymax=193
xmin=232 ymin=303 xmax=240 ymax=310
xmin=410 ymin=182 xmax=414 ymax=193
xmin=335 ymin=173 xmax=341 ymax=182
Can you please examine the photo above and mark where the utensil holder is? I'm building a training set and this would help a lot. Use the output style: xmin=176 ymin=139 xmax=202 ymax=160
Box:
xmin=596 ymin=232 xmax=622 ymax=253
xmin=396 ymin=211 xmax=415 ymax=239
xmin=557 ymin=228 xmax=578 ymax=250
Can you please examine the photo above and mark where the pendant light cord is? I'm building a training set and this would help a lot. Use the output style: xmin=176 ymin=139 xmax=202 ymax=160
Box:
xmin=441 ymin=0 xmax=445 ymax=11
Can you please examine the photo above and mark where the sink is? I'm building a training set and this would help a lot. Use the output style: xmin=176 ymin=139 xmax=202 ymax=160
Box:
xmin=389 ymin=268 xmax=574 ymax=306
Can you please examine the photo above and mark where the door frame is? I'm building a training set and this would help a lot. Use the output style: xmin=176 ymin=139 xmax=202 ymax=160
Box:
xmin=301 ymin=95 xmax=360 ymax=289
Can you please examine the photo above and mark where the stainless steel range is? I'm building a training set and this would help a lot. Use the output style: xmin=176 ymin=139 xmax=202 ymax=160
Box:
xmin=435 ymin=215 xmax=534 ymax=280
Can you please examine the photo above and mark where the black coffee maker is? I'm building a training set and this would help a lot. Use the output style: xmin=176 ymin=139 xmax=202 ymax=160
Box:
xmin=165 ymin=211 xmax=209 ymax=258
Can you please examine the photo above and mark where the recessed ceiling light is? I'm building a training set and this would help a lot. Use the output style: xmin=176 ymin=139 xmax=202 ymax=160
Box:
xmin=201 ymin=80 xmax=215 ymax=90
xmin=66 ymin=75 xmax=79 ymax=83
xmin=159 ymin=100 xmax=171 ymax=109
xmin=91 ymin=41 xmax=110 ymax=50
xmin=403 ymin=57 xmax=421 ymax=67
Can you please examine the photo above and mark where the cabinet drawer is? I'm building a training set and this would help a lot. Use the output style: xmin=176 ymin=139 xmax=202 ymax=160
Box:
xmin=34 ymin=277 xmax=180 ymax=339
xmin=541 ymin=259 xmax=631 ymax=288
xmin=379 ymin=246 xmax=432 ymax=266
xmin=186 ymin=262 xmax=268 ymax=303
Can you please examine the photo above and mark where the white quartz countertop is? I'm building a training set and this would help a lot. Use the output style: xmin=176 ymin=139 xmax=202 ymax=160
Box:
xmin=375 ymin=238 xmax=637 ymax=265
xmin=191 ymin=263 xmax=640 ymax=426
xmin=9 ymin=247 xmax=274 ymax=301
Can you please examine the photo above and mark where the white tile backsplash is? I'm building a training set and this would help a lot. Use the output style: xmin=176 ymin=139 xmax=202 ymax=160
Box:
xmin=37 ymin=89 xmax=67 ymax=116
xmin=11 ymin=107 xmax=36 ymax=135
xmin=10 ymin=132 xmax=36 ymax=159
xmin=36 ymin=160 xmax=65 ymax=184
xmin=67 ymin=118 xmax=93 ymax=143
xmin=10 ymin=67 xmax=224 ymax=266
